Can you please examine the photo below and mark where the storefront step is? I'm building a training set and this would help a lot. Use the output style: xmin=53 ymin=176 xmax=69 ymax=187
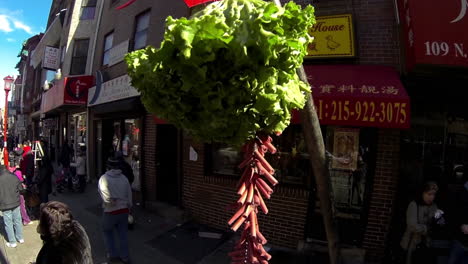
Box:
xmin=298 ymin=240 xmax=365 ymax=264
xmin=145 ymin=201 xmax=186 ymax=222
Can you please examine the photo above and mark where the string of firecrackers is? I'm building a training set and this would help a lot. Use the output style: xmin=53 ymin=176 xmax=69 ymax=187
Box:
xmin=228 ymin=134 xmax=278 ymax=264
xmin=116 ymin=0 xmax=220 ymax=9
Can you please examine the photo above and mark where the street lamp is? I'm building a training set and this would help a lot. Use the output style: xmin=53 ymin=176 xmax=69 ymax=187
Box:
xmin=3 ymin=75 xmax=14 ymax=167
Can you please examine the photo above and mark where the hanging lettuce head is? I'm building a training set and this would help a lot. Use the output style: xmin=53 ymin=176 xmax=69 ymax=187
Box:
xmin=126 ymin=0 xmax=315 ymax=146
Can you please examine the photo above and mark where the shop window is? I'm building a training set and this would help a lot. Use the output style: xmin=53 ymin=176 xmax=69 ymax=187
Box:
xmin=206 ymin=125 xmax=311 ymax=186
xmin=270 ymin=125 xmax=311 ymax=186
xmin=207 ymin=143 xmax=243 ymax=177
xmin=70 ymin=38 xmax=89 ymax=75
xmin=133 ymin=10 xmax=150 ymax=50
xmin=124 ymin=119 xmax=142 ymax=190
xmin=102 ymin=31 xmax=114 ymax=66
xmin=325 ymin=127 xmax=377 ymax=217
xmin=80 ymin=0 xmax=97 ymax=20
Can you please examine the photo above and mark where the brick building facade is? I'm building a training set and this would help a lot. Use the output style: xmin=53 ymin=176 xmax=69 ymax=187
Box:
xmin=30 ymin=0 xmax=407 ymax=263
xmin=176 ymin=0 xmax=405 ymax=263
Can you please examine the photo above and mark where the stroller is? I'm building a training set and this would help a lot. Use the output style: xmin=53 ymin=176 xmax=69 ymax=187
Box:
xmin=55 ymin=169 xmax=66 ymax=193
xmin=56 ymin=168 xmax=80 ymax=192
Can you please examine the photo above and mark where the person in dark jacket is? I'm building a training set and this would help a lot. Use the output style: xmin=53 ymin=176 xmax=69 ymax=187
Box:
xmin=19 ymin=145 xmax=34 ymax=186
xmin=448 ymin=180 xmax=468 ymax=264
xmin=35 ymin=201 xmax=93 ymax=264
xmin=0 ymin=165 xmax=25 ymax=248
xmin=115 ymin=151 xmax=134 ymax=184
xmin=37 ymin=156 xmax=53 ymax=204
xmin=59 ymin=141 xmax=73 ymax=191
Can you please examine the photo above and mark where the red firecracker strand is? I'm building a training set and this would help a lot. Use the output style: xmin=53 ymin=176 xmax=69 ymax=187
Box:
xmin=228 ymin=135 xmax=277 ymax=264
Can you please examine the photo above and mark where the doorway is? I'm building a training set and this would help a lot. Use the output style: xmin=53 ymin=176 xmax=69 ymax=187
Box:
xmin=155 ymin=124 xmax=180 ymax=206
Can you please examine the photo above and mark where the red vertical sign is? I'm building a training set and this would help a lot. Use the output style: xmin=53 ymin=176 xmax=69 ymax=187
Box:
xmin=399 ymin=0 xmax=468 ymax=68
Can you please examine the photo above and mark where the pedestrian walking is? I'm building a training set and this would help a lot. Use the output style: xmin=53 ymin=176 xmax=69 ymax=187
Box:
xmin=35 ymin=201 xmax=93 ymax=264
xmin=58 ymin=140 xmax=72 ymax=191
xmin=400 ymin=181 xmax=444 ymax=264
xmin=71 ymin=150 xmax=86 ymax=193
xmin=98 ymin=157 xmax=132 ymax=264
xmin=0 ymin=165 xmax=25 ymax=248
xmin=37 ymin=156 xmax=53 ymax=204
xmin=9 ymin=166 xmax=32 ymax=225
xmin=20 ymin=145 xmax=34 ymax=186
xmin=12 ymin=144 xmax=24 ymax=168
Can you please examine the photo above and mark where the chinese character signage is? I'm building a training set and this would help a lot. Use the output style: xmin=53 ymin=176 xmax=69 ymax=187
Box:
xmin=294 ymin=65 xmax=411 ymax=129
xmin=43 ymin=46 xmax=60 ymax=70
xmin=88 ymin=75 xmax=140 ymax=107
xmin=398 ymin=0 xmax=468 ymax=68
xmin=306 ymin=14 xmax=355 ymax=58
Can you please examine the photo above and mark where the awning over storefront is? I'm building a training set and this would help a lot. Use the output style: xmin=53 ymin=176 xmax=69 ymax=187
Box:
xmin=294 ymin=65 xmax=410 ymax=129
xmin=41 ymin=75 xmax=94 ymax=114
xmin=30 ymin=16 xmax=62 ymax=69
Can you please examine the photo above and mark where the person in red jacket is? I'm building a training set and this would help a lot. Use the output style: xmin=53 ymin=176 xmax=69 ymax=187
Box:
xmin=19 ymin=145 xmax=34 ymax=186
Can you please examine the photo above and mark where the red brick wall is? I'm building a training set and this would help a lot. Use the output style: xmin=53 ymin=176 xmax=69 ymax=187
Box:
xmin=143 ymin=113 xmax=157 ymax=202
xmin=363 ymin=129 xmax=400 ymax=263
xmin=182 ymin=137 xmax=310 ymax=248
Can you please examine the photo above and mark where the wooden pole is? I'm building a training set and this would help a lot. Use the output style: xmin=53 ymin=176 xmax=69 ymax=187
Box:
xmin=271 ymin=1 xmax=340 ymax=263
xmin=297 ymin=66 xmax=340 ymax=264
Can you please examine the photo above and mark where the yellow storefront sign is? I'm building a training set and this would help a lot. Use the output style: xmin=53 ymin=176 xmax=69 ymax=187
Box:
xmin=307 ymin=14 xmax=355 ymax=58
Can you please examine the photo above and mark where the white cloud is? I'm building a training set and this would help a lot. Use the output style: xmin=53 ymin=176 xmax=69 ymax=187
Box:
xmin=13 ymin=20 xmax=32 ymax=34
xmin=0 ymin=15 xmax=12 ymax=33
xmin=6 ymin=38 xmax=15 ymax=42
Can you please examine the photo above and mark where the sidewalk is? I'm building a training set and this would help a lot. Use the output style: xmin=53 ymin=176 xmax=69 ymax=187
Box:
xmin=50 ymin=183 xmax=185 ymax=264
xmin=0 ymin=217 xmax=42 ymax=264
xmin=0 ymin=175 xmax=320 ymax=264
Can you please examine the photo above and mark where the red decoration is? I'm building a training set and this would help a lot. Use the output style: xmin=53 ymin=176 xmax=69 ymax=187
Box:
xmin=228 ymin=135 xmax=277 ymax=264
xmin=183 ymin=0 xmax=220 ymax=8
xmin=116 ymin=0 xmax=137 ymax=10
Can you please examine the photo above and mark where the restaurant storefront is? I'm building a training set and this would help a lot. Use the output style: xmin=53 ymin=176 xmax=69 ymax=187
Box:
xmin=87 ymin=74 xmax=145 ymax=201
xmin=181 ymin=64 xmax=409 ymax=258
xmin=178 ymin=6 xmax=408 ymax=261
xmin=299 ymin=65 xmax=410 ymax=246
xmin=381 ymin=0 xmax=468 ymax=261
xmin=40 ymin=75 xmax=94 ymax=161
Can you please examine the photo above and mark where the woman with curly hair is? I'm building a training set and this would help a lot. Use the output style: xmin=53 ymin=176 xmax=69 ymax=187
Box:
xmin=35 ymin=201 xmax=93 ymax=264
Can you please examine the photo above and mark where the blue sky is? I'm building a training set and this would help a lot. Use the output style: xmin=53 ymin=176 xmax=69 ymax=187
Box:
xmin=0 ymin=0 xmax=52 ymax=103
